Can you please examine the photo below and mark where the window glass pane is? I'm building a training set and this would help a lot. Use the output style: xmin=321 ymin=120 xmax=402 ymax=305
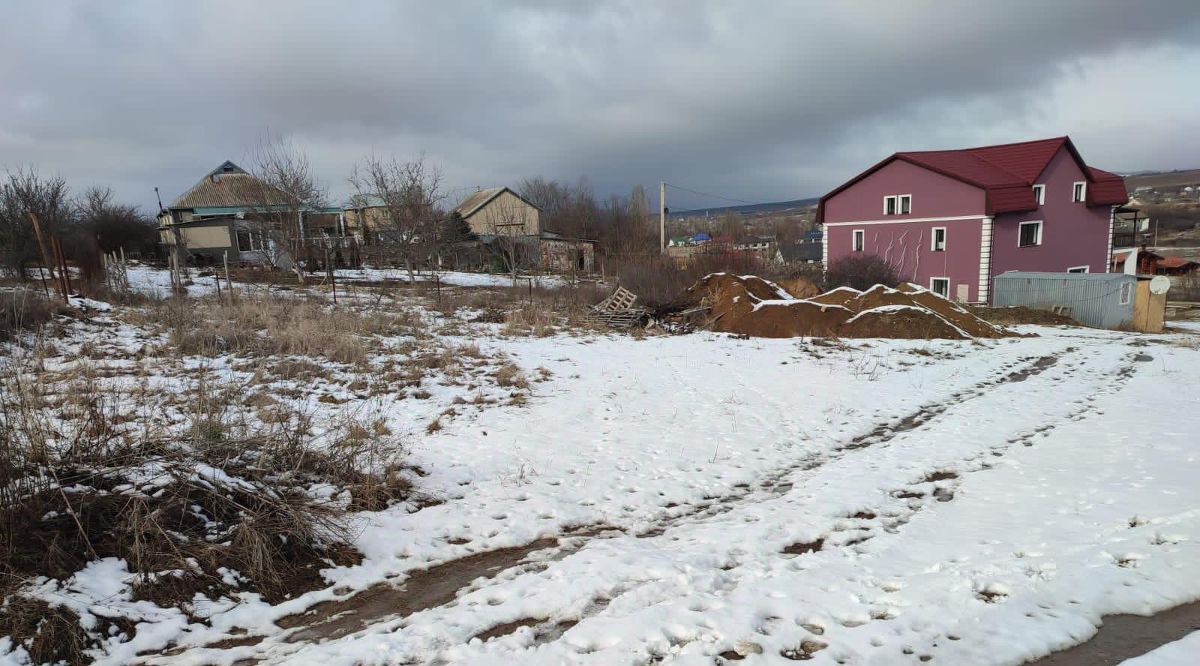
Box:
xmin=900 ymin=196 xmax=910 ymax=214
xmin=885 ymin=197 xmax=896 ymax=215
xmin=1019 ymin=223 xmax=1039 ymax=246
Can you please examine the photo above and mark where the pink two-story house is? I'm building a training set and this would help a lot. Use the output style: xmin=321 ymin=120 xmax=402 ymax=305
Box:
xmin=817 ymin=136 xmax=1128 ymax=303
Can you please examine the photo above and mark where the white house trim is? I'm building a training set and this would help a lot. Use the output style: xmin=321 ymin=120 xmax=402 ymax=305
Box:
xmin=1032 ymin=183 xmax=1045 ymax=205
xmin=1106 ymin=205 xmax=1116 ymax=273
xmin=898 ymin=194 xmax=912 ymax=215
xmin=821 ymin=227 xmax=828 ymax=269
xmin=883 ymin=195 xmax=897 ymax=215
xmin=823 ymin=214 xmax=982 ymax=228
xmin=852 ymin=229 xmax=865 ymax=252
xmin=929 ymin=277 xmax=950 ymax=298
xmin=978 ymin=216 xmax=993 ymax=304
xmin=930 ymin=226 xmax=947 ymax=252
xmin=1018 ymin=220 xmax=1043 ymax=247
xmin=1072 ymin=181 xmax=1087 ymax=203
xmin=1067 ymin=265 xmax=1089 ymax=273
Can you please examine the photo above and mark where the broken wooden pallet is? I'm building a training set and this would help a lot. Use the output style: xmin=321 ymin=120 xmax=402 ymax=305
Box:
xmin=589 ymin=286 xmax=648 ymax=328
xmin=588 ymin=308 xmax=648 ymax=328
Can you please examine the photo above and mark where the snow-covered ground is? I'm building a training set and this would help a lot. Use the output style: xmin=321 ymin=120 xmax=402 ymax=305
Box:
xmin=158 ymin=330 xmax=1200 ymax=665
xmin=123 ymin=264 xmax=572 ymax=299
xmin=3 ymin=271 xmax=1199 ymax=666
xmin=1121 ymin=631 xmax=1200 ymax=665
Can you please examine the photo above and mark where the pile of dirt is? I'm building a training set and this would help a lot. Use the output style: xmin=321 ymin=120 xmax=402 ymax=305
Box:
xmin=969 ymin=305 xmax=1079 ymax=326
xmin=680 ymin=273 xmax=852 ymax=338
xmin=775 ymin=276 xmax=821 ymax=299
xmin=844 ymin=284 xmax=1008 ymax=338
xmin=839 ymin=305 xmax=969 ymax=339
xmin=671 ymin=274 xmax=1011 ymax=340
xmin=806 ymin=286 xmax=862 ymax=307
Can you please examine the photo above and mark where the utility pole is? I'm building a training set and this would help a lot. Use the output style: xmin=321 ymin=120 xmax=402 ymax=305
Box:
xmin=659 ymin=181 xmax=666 ymax=254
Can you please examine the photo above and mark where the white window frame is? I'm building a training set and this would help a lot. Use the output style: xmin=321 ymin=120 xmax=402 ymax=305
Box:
xmin=1072 ymin=181 xmax=1087 ymax=203
xmin=883 ymin=196 xmax=897 ymax=215
xmin=1018 ymin=220 xmax=1043 ymax=247
xmin=1119 ymin=282 xmax=1133 ymax=305
xmin=852 ymin=229 xmax=865 ymax=252
xmin=930 ymin=277 xmax=950 ymax=298
xmin=1032 ymin=184 xmax=1045 ymax=206
xmin=898 ymin=194 xmax=912 ymax=215
xmin=930 ymin=226 xmax=947 ymax=252
xmin=1067 ymin=265 xmax=1089 ymax=273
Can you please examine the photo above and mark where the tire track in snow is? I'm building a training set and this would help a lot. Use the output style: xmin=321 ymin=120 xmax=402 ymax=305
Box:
xmin=196 ymin=344 xmax=1088 ymax=663
xmin=463 ymin=345 xmax=1134 ymax=661
xmin=635 ymin=348 xmax=1075 ymax=539
xmin=432 ymin=347 xmax=1094 ymax=655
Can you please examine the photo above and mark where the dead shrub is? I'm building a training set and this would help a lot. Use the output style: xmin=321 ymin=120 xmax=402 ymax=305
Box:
xmin=610 ymin=252 xmax=775 ymax=309
xmin=131 ymin=294 xmax=425 ymax=366
xmin=824 ymin=254 xmax=899 ymax=291
xmin=0 ymin=361 xmax=415 ymax=658
xmin=0 ymin=289 xmax=58 ymax=341
xmin=0 ymin=596 xmax=88 ymax=665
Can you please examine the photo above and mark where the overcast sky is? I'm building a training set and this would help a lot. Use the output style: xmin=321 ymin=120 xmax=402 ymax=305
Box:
xmin=2 ymin=1 xmax=1198 ymax=213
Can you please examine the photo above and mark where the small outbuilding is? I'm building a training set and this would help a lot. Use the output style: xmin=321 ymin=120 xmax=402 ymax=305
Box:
xmin=992 ymin=271 xmax=1168 ymax=332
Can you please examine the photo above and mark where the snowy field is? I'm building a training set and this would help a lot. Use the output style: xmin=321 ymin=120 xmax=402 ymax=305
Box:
xmin=3 ymin=270 xmax=1199 ymax=666
xmin=121 ymin=264 xmax=572 ymax=299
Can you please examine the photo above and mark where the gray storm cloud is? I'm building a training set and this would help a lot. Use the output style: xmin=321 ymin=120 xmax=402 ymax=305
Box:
xmin=1 ymin=0 xmax=1197 ymax=211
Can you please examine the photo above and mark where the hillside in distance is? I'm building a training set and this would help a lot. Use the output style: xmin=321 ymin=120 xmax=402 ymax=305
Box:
xmin=668 ymin=196 xmax=818 ymax=219
xmin=1124 ymin=169 xmax=1200 ymax=191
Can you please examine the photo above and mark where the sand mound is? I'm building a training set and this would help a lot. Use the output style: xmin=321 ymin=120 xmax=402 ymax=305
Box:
xmin=839 ymin=304 xmax=969 ymax=339
xmin=682 ymin=273 xmax=852 ymax=338
xmin=776 ymin=276 xmax=821 ymax=299
xmin=806 ymin=286 xmax=861 ymax=307
xmin=674 ymin=275 xmax=1010 ymax=340
xmin=840 ymin=284 xmax=1006 ymax=338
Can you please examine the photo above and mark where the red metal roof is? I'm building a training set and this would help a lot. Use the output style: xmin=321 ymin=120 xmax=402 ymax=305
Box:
xmin=1086 ymin=167 xmax=1130 ymax=207
xmin=1158 ymin=256 xmax=1199 ymax=269
xmin=819 ymin=136 xmax=1128 ymax=221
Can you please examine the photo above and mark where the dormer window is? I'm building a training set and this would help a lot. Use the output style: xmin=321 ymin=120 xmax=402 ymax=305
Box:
xmin=1032 ymin=184 xmax=1045 ymax=205
xmin=1072 ymin=181 xmax=1086 ymax=203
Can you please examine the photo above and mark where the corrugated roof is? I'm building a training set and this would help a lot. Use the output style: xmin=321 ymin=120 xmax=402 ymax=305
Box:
xmin=820 ymin=136 xmax=1128 ymax=221
xmin=170 ymin=161 xmax=294 ymax=209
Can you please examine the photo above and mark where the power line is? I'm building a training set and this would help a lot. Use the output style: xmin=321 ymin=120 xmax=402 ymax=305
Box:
xmin=663 ymin=182 xmax=758 ymax=207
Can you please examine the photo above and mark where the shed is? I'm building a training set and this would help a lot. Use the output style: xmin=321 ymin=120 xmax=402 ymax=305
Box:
xmin=992 ymin=272 xmax=1167 ymax=332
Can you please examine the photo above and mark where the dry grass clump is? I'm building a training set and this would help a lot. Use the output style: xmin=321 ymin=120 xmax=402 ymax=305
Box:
xmin=0 ymin=595 xmax=89 ymax=665
xmin=0 ymin=362 xmax=416 ymax=660
xmin=430 ymin=283 xmax=604 ymax=336
xmin=494 ymin=362 xmax=530 ymax=389
xmin=0 ymin=289 xmax=60 ymax=341
xmin=130 ymin=295 xmax=425 ymax=365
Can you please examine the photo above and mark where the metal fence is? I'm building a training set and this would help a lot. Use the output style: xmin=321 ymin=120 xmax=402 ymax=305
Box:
xmin=992 ymin=272 xmax=1135 ymax=329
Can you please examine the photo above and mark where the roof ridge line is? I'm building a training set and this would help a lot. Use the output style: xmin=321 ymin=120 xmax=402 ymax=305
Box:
xmin=964 ymin=149 xmax=1029 ymax=183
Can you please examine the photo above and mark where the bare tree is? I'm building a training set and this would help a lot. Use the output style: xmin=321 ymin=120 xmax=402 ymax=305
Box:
xmin=0 ymin=168 xmax=73 ymax=280
xmin=76 ymin=186 xmax=157 ymax=258
xmin=349 ymin=154 xmax=444 ymax=282
xmin=249 ymin=133 xmax=327 ymax=283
